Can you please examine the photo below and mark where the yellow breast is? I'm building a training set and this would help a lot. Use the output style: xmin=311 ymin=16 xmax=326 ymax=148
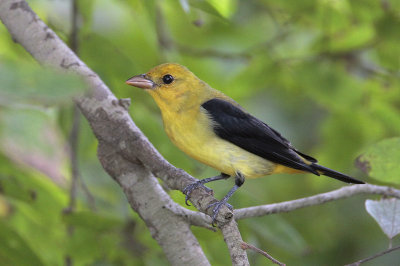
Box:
xmin=162 ymin=107 xmax=276 ymax=178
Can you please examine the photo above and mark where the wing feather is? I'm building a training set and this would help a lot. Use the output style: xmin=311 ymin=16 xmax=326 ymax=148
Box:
xmin=201 ymin=98 xmax=318 ymax=175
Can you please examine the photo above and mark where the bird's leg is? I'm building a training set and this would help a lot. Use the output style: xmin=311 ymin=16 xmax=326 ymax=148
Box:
xmin=183 ymin=173 xmax=230 ymax=206
xmin=207 ymin=172 xmax=245 ymax=226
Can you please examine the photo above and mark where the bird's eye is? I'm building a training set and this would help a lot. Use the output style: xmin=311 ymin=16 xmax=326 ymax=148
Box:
xmin=162 ymin=74 xmax=174 ymax=84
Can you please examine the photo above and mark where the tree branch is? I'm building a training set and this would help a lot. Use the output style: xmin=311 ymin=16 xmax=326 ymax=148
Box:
xmin=346 ymin=244 xmax=400 ymax=266
xmin=221 ymin=219 xmax=249 ymax=265
xmin=0 ymin=1 xmax=248 ymax=265
xmin=241 ymin=241 xmax=285 ymax=266
xmin=162 ymin=201 xmax=215 ymax=231
xmin=234 ymin=184 xmax=400 ymax=220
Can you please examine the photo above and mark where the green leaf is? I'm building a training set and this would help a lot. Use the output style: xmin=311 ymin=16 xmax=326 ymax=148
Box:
xmin=207 ymin=0 xmax=237 ymax=18
xmin=356 ymin=138 xmax=400 ymax=184
xmin=365 ymin=198 xmax=400 ymax=239
xmin=328 ymin=25 xmax=375 ymax=52
xmin=0 ymin=220 xmax=44 ymax=266
xmin=0 ymin=61 xmax=87 ymax=107
xmin=246 ymin=216 xmax=307 ymax=254
xmin=188 ymin=0 xmax=229 ymax=19
xmin=62 ymin=211 xmax=123 ymax=232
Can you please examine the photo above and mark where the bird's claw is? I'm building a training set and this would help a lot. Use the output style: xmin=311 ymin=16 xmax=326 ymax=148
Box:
xmin=207 ymin=200 xmax=233 ymax=226
xmin=183 ymin=181 xmax=212 ymax=206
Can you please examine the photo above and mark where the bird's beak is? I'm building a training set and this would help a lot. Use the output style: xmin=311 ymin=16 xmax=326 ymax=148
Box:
xmin=125 ymin=74 xmax=155 ymax=89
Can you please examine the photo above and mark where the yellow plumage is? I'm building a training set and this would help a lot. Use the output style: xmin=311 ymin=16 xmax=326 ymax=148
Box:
xmin=126 ymin=62 xmax=365 ymax=184
xmin=126 ymin=63 xmax=363 ymax=223
xmin=144 ymin=63 xmax=278 ymax=178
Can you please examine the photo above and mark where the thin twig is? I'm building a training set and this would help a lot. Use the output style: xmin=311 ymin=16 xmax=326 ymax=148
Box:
xmin=64 ymin=5 xmax=80 ymax=266
xmin=345 ymin=245 xmax=400 ymax=266
xmin=79 ymin=174 xmax=96 ymax=210
xmin=241 ymin=241 xmax=285 ymax=266
xmin=64 ymin=0 xmax=96 ymax=213
xmin=69 ymin=0 xmax=79 ymax=54
xmin=234 ymin=184 xmax=400 ymax=220
xmin=155 ymin=3 xmax=173 ymax=52
xmin=64 ymin=0 xmax=80 ymax=213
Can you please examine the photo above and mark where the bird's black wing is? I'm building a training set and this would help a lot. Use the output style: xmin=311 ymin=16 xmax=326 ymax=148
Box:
xmin=201 ymin=98 xmax=318 ymax=174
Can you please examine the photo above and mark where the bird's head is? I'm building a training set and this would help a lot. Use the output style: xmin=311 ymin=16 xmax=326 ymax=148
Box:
xmin=126 ymin=63 xmax=210 ymax=111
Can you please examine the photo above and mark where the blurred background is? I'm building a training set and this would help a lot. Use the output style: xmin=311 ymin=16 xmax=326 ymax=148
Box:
xmin=0 ymin=0 xmax=399 ymax=265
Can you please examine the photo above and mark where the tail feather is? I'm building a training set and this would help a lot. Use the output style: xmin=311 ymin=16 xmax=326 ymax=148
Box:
xmin=312 ymin=164 xmax=364 ymax=184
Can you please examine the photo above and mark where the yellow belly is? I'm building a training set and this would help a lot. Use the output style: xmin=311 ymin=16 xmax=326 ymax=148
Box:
xmin=163 ymin=110 xmax=276 ymax=178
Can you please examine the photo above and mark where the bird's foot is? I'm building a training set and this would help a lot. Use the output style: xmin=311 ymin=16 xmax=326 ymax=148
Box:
xmin=183 ymin=181 xmax=212 ymax=206
xmin=207 ymin=200 xmax=233 ymax=226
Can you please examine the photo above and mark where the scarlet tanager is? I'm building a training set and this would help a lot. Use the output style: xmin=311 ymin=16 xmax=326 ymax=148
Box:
xmin=126 ymin=63 xmax=364 ymax=223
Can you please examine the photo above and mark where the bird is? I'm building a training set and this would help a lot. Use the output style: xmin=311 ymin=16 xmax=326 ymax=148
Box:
xmin=126 ymin=63 xmax=364 ymax=224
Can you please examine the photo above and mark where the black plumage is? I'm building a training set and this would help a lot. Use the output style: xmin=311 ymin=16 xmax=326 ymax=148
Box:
xmin=201 ymin=98 xmax=364 ymax=184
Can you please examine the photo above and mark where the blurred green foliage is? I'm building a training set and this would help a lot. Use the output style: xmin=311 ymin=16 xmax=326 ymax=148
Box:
xmin=357 ymin=138 xmax=400 ymax=184
xmin=0 ymin=61 xmax=86 ymax=107
xmin=0 ymin=0 xmax=399 ymax=265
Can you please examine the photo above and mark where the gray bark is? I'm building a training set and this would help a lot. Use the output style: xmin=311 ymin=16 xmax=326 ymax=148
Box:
xmin=235 ymin=184 xmax=400 ymax=220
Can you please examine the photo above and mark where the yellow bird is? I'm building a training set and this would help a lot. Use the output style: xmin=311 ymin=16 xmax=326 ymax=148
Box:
xmin=126 ymin=63 xmax=364 ymax=223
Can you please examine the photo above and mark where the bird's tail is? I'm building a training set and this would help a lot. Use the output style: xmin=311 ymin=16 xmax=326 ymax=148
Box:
xmin=312 ymin=164 xmax=364 ymax=184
